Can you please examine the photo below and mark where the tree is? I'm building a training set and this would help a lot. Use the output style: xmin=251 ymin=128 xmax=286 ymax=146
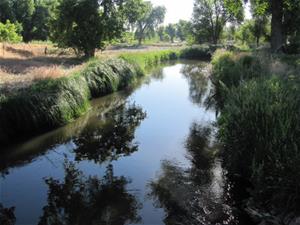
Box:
xmin=229 ymin=0 xmax=300 ymax=52
xmin=0 ymin=0 xmax=15 ymax=23
xmin=157 ymin=26 xmax=165 ymax=42
xmin=235 ymin=20 xmax=254 ymax=45
xmin=165 ymin=23 xmax=176 ymax=43
xmin=124 ymin=0 xmax=166 ymax=45
xmin=31 ymin=0 xmax=53 ymax=41
xmin=176 ymin=20 xmax=191 ymax=41
xmin=192 ymin=0 xmax=243 ymax=44
xmin=12 ymin=0 xmax=35 ymax=42
xmin=51 ymin=0 xmax=124 ymax=58
xmin=0 ymin=20 xmax=22 ymax=43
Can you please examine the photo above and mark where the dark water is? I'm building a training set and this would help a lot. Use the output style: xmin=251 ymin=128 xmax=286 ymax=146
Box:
xmin=0 ymin=61 xmax=250 ymax=225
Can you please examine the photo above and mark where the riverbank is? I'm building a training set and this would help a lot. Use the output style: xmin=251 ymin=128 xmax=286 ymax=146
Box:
xmin=211 ymin=49 xmax=300 ymax=224
xmin=0 ymin=46 xmax=211 ymax=145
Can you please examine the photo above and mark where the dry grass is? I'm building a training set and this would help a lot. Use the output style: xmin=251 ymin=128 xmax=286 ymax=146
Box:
xmin=0 ymin=42 xmax=181 ymax=92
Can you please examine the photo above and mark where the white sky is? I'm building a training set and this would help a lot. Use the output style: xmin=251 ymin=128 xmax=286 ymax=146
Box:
xmin=149 ymin=0 xmax=252 ymax=24
xmin=149 ymin=0 xmax=194 ymax=24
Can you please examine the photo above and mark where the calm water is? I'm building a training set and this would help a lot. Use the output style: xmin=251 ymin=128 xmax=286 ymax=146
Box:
xmin=0 ymin=61 xmax=250 ymax=225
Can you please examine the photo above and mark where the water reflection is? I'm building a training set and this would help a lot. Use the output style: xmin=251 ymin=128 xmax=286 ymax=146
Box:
xmin=38 ymin=160 xmax=141 ymax=225
xmin=73 ymin=103 xmax=146 ymax=163
xmin=0 ymin=93 xmax=146 ymax=175
xmin=0 ymin=204 xmax=15 ymax=225
xmin=181 ymin=62 xmax=210 ymax=108
xmin=149 ymin=123 xmax=236 ymax=225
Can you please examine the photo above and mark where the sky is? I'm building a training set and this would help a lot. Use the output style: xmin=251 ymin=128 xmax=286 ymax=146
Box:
xmin=149 ymin=0 xmax=252 ymax=24
xmin=149 ymin=0 xmax=194 ymax=24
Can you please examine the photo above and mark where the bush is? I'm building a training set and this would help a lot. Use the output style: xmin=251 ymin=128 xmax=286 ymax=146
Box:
xmin=211 ymin=49 xmax=264 ymax=109
xmin=218 ymin=76 xmax=300 ymax=212
xmin=179 ymin=45 xmax=211 ymax=60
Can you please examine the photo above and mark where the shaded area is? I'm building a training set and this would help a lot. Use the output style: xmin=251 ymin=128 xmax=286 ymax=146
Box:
xmin=73 ymin=103 xmax=146 ymax=163
xmin=38 ymin=160 xmax=141 ymax=225
xmin=0 ymin=204 xmax=15 ymax=225
xmin=0 ymin=91 xmax=143 ymax=176
xmin=148 ymin=123 xmax=249 ymax=225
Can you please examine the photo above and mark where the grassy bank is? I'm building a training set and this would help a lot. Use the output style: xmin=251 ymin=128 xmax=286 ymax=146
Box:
xmin=211 ymin=50 xmax=300 ymax=222
xmin=0 ymin=47 xmax=211 ymax=145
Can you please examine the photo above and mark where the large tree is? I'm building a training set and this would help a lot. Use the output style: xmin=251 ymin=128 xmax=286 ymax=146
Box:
xmin=124 ymin=0 xmax=166 ymax=45
xmin=51 ymin=0 xmax=124 ymax=57
xmin=230 ymin=0 xmax=300 ymax=52
xmin=192 ymin=0 xmax=243 ymax=44
xmin=165 ymin=23 xmax=176 ymax=43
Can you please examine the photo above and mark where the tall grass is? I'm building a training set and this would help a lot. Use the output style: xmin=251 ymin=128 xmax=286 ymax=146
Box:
xmin=0 ymin=58 xmax=140 ymax=145
xmin=211 ymin=49 xmax=300 ymax=219
xmin=211 ymin=49 xmax=265 ymax=109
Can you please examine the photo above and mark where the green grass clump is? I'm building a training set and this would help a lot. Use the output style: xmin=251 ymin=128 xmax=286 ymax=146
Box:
xmin=0 ymin=74 xmax=91 ymax=144
xmin=179 ymin=45 xmax=211 ymax=60
xmin=211 ymin=49 xmax=264 ymax=109
xmin=218 ymin=77 xmax=300 ymax=212
xmin=0 ymin=58 xmax=141 ymax=145
xmin=120 ymin=49 xmax=180 ymax=73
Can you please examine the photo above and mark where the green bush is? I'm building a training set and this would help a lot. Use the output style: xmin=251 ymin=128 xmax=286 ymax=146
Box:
xmin=218 ymin=77 xmax=300 ymax=211
xmin=211 ymin=49 xmax=264 ymax=109
xmin=179 ymin=45 xmax=211 ymax=60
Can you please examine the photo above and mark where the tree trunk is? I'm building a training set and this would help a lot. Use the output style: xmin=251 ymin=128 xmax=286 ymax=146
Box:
xmin=270 ymin=0 xmax=284 ymax=53
xmin=138 ymin=37 xmax=142 ymax=45
xmin=256 ymin=36 xmax=260 ymax=47
xmin=84 ymin=48 xmax=95 ymax=58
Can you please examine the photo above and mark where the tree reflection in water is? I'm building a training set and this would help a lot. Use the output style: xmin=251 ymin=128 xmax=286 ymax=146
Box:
xmin=38 ymin=160 xmax=141 ymax=225
xmin=181 ymin=62 xmax=211 ymax=108
xmin=73 ymin=103 xmax=146 ymax=163
xmin=149 ymin=123 xmax=237 ymax=225
xmin=0 ymin=204 xmax=15 ymax=225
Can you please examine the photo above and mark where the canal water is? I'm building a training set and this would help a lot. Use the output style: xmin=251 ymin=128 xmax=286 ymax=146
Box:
xmin=0 ymin=61 xmax=249 ymax=225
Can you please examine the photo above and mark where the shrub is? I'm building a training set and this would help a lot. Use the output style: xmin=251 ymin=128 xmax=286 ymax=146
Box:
xmin=211 ymin=50 xmax=264 ymax=109
xmin=179 ymin=45 xmax=211 ymax=60
xmin=218 ymin=77 xmax=300 ymax=212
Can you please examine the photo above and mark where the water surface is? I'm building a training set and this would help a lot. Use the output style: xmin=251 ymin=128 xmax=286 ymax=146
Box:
xmin=1 ymin=61 xmax=248 ymax=225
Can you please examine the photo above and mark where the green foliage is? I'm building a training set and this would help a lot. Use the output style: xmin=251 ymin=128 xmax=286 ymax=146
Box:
xmin=211 ymin=50 xmax=264 ymax=109
xmin=120 ymin=50 xmax=180 ymax=73
xmin=176 ymin=20 xmax=191 ymax=42
xmin=0 ymin=20 xmax=22 ymax=43
xmin=50 ymin=0 xmax=124 ymax=57
xmin=218 ymin=77 xmax=300 ymax=211
xmin=165 ymin=23 xmax=176 ymax=43
xmin=192 ymin=0 xmax=242 ymax=44
xmin=124 ymin=0 xmax=166 ymax=45
xmin=179 ymin=45 xmax=211 ymax=60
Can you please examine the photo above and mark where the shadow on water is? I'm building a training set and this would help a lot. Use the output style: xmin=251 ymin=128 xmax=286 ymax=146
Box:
xmin=73 ymin=103 xmax=146 ymax=163
xmin=38 ymin=160 xmax=141 ymax=225
xmin=0 ymin=61 xmax=254 ymax=225
xmin=0 ymin=91 xmax=146 ymax=176
xmin=148 ymin=122 xmax=253 ymax=225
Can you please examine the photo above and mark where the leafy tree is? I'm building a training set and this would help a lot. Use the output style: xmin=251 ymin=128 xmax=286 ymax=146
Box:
xmin=165 ymin=23 xmax=176 ymax=43
xmin=0 ymin=0 xmax=15 ymax=23
xmin=12 ymin=0 xmax=35 ymax=42
xmin=157 ymin=26 xmax=165 ymax=42
xmin=31 ymin=0 xmax=53 ymax=41
xmin=230 ymin=0 xmax=300 ymax=52
xmin=235 ymin=20 xmax=254 ymax=45
xmin=192 ymin=0 xmax=243 ymax=44
xmin=0 ymin=20 xmax=22 ymax=43
xmin=51 ymin=0 xmax=124 ymax=58
xmin=176 ymin=20 xmax=191 ymax=41
xmin=124 ymin=0 xmax=166 ymax=45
